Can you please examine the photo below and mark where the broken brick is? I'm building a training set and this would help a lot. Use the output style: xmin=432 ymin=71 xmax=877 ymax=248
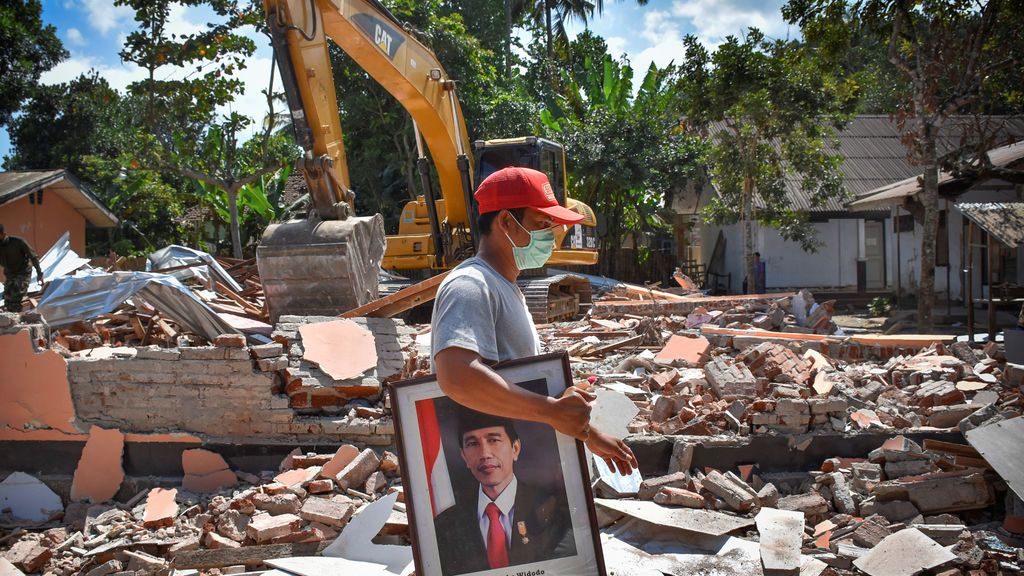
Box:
xmin=637 ymin=472 xmax=690 ymax=500
xmin=4 ymin=539 xmax=52 ymax=573
xmin=654 ymin=487 xmax=705 ymax=508
xmin=335 ymin=449 xmax=381 ymax=490
xmin=246 ymin=513 xmax=304 ymax=543
xmin=142 ymin=487 xmax=177 ymax=528
xmin=299 ymin=497 xmax=355 ymax=528
xmin=205 ymin=531 xmax=242 ymax=549
xmin=705 ymin=356 xmax=757 ymax=399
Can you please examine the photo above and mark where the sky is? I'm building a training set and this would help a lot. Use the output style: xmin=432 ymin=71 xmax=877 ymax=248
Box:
xmin=0 ymin=0 xmax=794 ymax=161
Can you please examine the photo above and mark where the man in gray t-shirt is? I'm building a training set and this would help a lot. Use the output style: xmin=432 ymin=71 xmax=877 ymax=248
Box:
xmin=431 ymin=166 xmax=635 ymax=475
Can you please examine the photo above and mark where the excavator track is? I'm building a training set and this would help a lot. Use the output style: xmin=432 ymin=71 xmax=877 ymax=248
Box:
xmin=517 ymin=274 xmax=593 ymax=324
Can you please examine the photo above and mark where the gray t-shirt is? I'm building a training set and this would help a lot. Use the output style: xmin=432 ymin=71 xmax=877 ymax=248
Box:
xmin=431 ymin=257 xmax=540 ymax=363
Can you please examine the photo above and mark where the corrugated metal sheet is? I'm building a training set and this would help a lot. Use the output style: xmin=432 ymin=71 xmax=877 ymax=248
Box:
xmin=958 ymin=203 xmax=1024 ymax=248
xmin=850 ymin=139 xmax=1024 ymax=210
xmin=706 ymin=116 xmax=1024 ymax=214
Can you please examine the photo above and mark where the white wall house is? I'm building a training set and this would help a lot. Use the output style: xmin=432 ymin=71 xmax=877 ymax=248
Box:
xmin=682 ymin=116 xmax=1024 ymax=301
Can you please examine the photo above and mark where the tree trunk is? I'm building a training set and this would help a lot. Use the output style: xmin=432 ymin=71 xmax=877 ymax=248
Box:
xmin=228 ymin=187 xmax=243 ymax=259
xmin=742 ymin=173 xmax=756 ymax=295
xmin=917 ymin=124 xmax=939 ymax=332
xmin=544 ymin=0 xmax=553 ymax=57
xmin=505 ymin=0 xmax=513 ymax=80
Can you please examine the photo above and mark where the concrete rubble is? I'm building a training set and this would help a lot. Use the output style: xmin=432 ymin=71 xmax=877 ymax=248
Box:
xmin=4 ymin=264 xmax=1024 ymax=576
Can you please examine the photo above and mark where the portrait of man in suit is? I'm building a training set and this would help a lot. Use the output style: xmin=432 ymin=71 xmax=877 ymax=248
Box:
xmin=433 ymin=406 xmax=576 ymax=575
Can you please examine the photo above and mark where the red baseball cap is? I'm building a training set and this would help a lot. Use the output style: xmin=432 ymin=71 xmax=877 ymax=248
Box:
xmin=474 ymin=167 xmax=584 ymax=225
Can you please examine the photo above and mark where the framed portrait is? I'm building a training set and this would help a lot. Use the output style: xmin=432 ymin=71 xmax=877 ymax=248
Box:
xmin=389 ymin=351 xmax=606 ymax=576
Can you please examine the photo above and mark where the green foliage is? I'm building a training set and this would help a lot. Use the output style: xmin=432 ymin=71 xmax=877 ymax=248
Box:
xmin=677 ymin=29 xmax=857 ymax=253
xmin=541 ymin=39 xmax=704 ymax=277
xmin=3 ymin=72 xmax=186 ymax=253
xmin=0 ymin=0 xmax=66 ymax=128
xmin=867 ymin=296 xmax=893 ymax=317
xmin=116 ymin=0 xmax=296 ymax=258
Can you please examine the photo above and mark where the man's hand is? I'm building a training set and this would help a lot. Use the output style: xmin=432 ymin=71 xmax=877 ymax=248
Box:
xmin=586 ymin=428 xmax=637 ymax=476
xmin=547 ymin=387 xmax=594 ymax=441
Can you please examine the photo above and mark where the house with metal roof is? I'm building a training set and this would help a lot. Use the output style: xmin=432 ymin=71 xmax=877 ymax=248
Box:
xmin=0 ymin=169 xmax=119 ymax=264
xmin=676 ymin=115 xmax=1024 ymax=303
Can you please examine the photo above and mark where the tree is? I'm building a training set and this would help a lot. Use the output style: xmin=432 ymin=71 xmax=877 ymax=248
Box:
xmin=541 ymin=47 xmax=704 ymax=278
xmin=0 ymin=0 xmax=66 ymax=128
xmin=786 ymin=0 xmax=1024 ymax=330
xmin=676 ymin=29 xmax=858 ymax=292
xmin=4 ymin=72 xmax=186 ymax=253
xmin=117 ymin=0 xmax=294 ymax=258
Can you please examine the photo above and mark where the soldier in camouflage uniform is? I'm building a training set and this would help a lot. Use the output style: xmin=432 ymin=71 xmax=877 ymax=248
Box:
xmin=0 ymin=224 xmax=44 ymax=313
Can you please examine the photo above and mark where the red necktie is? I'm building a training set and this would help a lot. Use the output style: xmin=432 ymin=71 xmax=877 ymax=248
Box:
xmin=484 ymin=502 xmax=509 ymax=568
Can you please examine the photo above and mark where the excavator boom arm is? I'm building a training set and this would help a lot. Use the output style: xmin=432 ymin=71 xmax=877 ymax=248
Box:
xmin=265 ymin=0 xmax=473 ymax=225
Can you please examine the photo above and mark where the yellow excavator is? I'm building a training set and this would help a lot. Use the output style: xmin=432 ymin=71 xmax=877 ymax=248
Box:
xmin=257 ymin=0 xmax=598 ymax=322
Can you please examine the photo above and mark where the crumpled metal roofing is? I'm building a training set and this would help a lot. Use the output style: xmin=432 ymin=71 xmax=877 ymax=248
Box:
xmin=147 ymin=245 xmax=244 ymax=293
xmin=35 ymin=271 xmax=238 ymax=340
xmin=958 ymin=203 xmax=1024 ymax=248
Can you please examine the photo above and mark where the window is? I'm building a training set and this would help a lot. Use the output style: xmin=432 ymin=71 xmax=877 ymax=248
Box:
xmin=894 ymin=214 xmax=914 ymax=233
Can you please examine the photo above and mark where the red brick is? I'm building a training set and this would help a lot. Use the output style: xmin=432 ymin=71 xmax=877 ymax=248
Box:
xmin=308 ymin=479 xmax=334 ymax=494
xmin=246 ymin=513 xmax=304 ymax=543
xmin=4 ymin=539 xmax=52 ymax=573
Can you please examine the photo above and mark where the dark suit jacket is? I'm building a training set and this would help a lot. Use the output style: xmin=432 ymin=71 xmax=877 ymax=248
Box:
xmin=433 ymin=481 xmax=576 ymax=575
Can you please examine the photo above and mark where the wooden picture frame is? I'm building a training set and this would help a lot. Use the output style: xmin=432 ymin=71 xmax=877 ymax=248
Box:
xmin=389 ymin=351 xmax=606 ymax=576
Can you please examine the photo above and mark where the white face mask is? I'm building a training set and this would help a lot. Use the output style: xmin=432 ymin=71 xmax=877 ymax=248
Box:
xmin=504 ymin=214 xmax=556 ymax=270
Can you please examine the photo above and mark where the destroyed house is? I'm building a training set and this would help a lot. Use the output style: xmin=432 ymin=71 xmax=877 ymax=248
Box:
xmin=675 ymin=116 xmax=1024 ymax=300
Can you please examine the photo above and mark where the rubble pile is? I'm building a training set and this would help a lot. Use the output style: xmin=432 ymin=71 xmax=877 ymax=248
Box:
xmin=46 ymin=255 xmax=269 ymax=353
xmin=537 ymin=310 xmax=1022 ymax=438
xmin=0 ymin=446 xmax=406 ymax=576
xmin=622 ymin=429 xmax=1024 ymax=575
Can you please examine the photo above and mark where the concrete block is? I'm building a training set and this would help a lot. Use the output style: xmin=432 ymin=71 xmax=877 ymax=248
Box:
xmin=335 ymin=449 xmax=381 ymax=490
xmin=214 ymin=334 xmax=246 ymax=348
xmin=704 ymin=356 xmax=757 ymax=399
xmin=638 ymin=472 xmax=690 ymax=500
xmin=252 ymin=493 xmax=302 ymax=516
xmin=4 ymin=539 xmax=52 ymax=573
xmin=654 ymin=487 xmax=705 ymax=508
xmin=246 ymin=513 xmax=304 ymax=543
xmin=299 ymin=497 xmax=355 ymax=528
xmin=252 ymin=343 xmax=285 ymax=359
xmin=135 ymin=346 xmax=181 ymax=360
xmin=777 ymin=492 xmax=829 ymax=519
xmin=703 ymin=470 xmax=756 ymax=512
xmin=258 ymin=357 xmax=289 ymax=372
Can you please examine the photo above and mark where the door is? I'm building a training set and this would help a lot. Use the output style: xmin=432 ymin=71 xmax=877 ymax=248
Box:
xmin=864 ymin=220 xmax=885 ymax=290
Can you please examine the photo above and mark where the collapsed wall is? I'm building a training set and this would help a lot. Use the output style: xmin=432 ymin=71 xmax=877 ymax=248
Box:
xmin=4 ymin=314 xmax=415 ymax=447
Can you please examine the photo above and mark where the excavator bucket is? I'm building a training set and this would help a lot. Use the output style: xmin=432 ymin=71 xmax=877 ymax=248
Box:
xmin=257 ymin=215 xmax=386 ymax=322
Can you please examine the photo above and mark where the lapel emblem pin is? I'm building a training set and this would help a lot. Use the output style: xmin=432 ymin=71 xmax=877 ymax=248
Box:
xmin=517 ymin=521 xmax=529 ymax=544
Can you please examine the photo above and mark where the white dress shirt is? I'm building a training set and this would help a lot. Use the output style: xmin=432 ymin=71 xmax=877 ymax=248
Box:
xmin=476 ymin=475 xmax=518 ymax=548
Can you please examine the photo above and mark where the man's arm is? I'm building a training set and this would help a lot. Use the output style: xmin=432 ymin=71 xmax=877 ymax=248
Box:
xmin=21 ymin=239 xmax=42 ymax=279
xmin=435 ymin=347 xmax=636 ymax=474
xmin=435 ymin=347 xmax=592 ymax=439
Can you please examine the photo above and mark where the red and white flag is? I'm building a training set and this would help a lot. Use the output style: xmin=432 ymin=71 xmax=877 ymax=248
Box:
xmin=416 ymin=399 xmax=455 ymax=517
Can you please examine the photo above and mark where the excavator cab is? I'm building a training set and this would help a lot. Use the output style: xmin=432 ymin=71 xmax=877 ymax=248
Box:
xmin=471 ymin=137 xmax=599 ymax=266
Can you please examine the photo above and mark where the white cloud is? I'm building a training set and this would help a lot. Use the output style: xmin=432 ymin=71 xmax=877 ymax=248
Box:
xmin=671 ymin=0 xmax=792 ymax=48
xmin=605 ymin=36 xmax=628 ymax=59
xmin=82 ymin=0 xmax=135 ymax=36
xmin=66 ymin=28 xmax=86 ymax=47
xmin=165 ymin=3 xmax=206 ymax=38
xmin=628 ymin=9 xmax=687 ymax=74
xmin=40 ymin=54 xmax=143 ymax=92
